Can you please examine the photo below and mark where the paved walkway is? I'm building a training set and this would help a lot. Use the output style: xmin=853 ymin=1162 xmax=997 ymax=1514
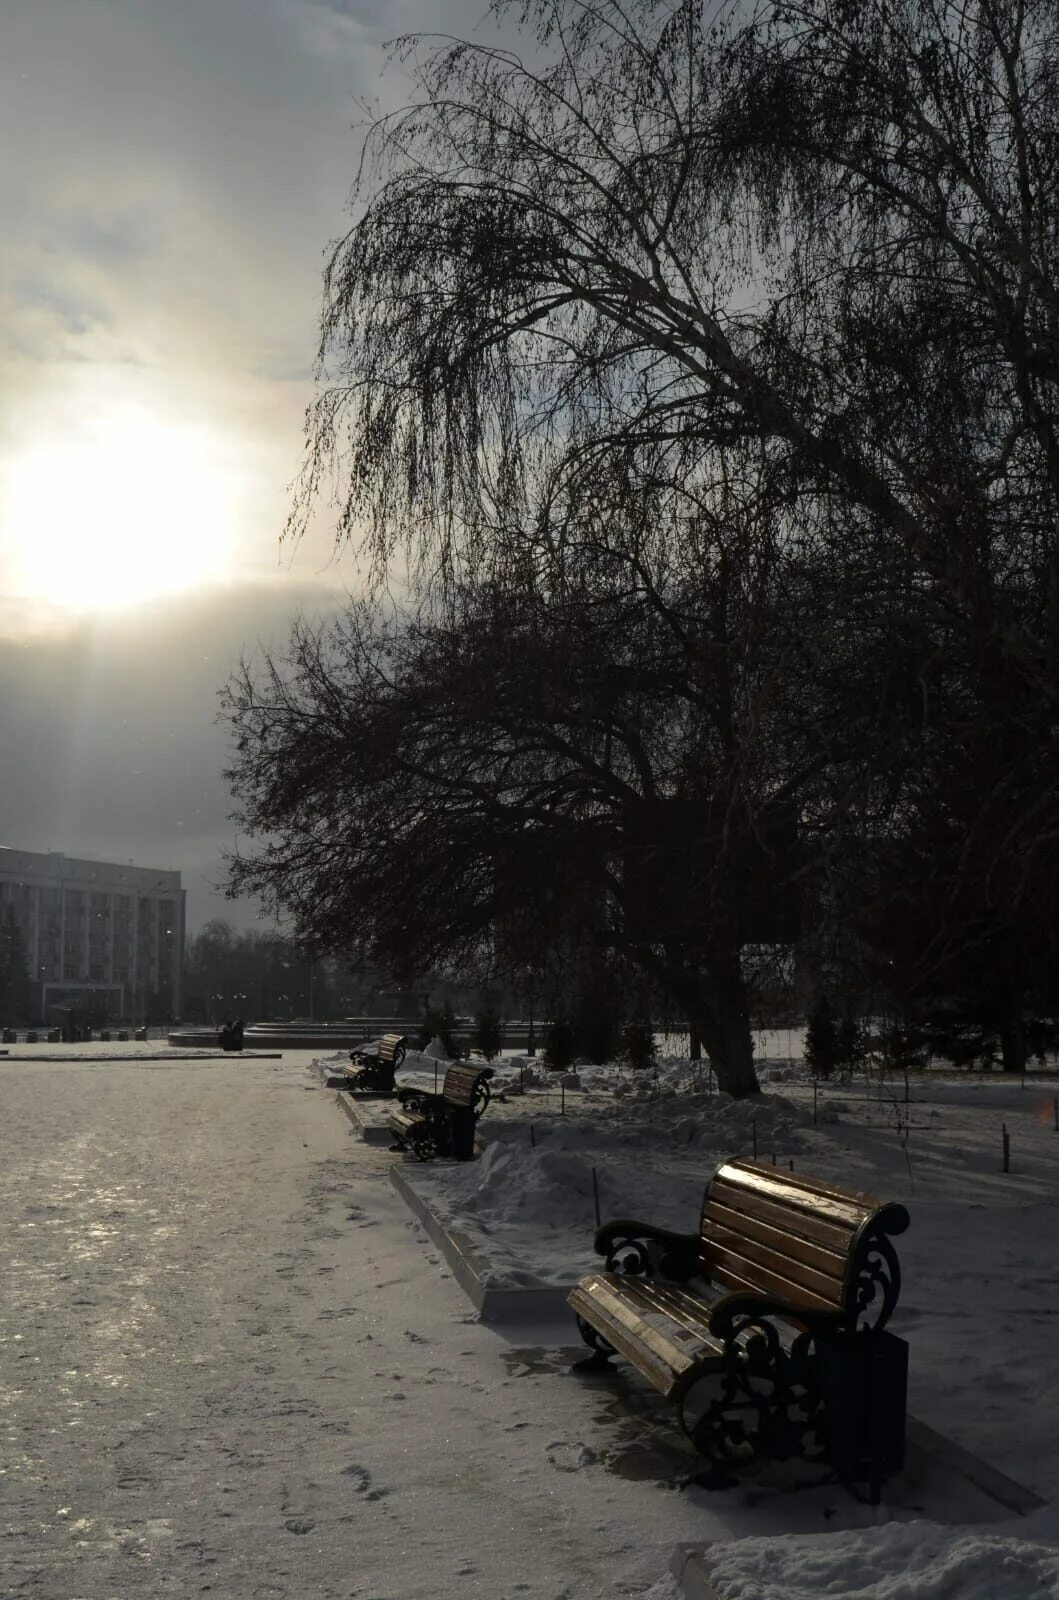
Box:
xmin=1 ymin=1057 xmax=723 ymax=1599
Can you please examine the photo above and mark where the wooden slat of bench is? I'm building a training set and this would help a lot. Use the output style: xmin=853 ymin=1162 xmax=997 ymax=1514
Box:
xmin=569 ymin=1273 xmax=723 ymax=1399
xmin=442 ymin=1064 xmax=487 ymax=1106
xmin=703 ymin=1237 xmax=843 ymax=1313
xmin=713 ymin=1162 xmax=872 ymax=1233
xmin=707 ymin=1178 xmax=857 ymax=1253
xmin=700 ymin=1214 xmax=846 ymax=1306
xmin=727 ymin=1158 xmax=886 ymax=1215
xmin=702 ymin=1198 xmax=849 ymax=1281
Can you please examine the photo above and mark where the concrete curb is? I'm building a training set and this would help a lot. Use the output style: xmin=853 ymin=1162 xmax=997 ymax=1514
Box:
xmin=0 ymin=1051 xmax=284 ymax=1064
xmin=334 ymin=1091 xmax=394 ymax=1144
xmin=670 ymin=1544 xmax=721 ymax=1600
xmin=390 ymin=1166 xmax=576 ymax=1324
xmin=905 ymin=1416 xmax=1048 ymax=1517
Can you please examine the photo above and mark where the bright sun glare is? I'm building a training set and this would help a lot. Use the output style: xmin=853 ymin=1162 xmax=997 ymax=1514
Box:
xmin=5 ymin=410 xmax=235 ymax=613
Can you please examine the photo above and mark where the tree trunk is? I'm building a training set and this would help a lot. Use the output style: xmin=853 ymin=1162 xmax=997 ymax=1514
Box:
xmin=628 ymin=943 xmax=760 ymax=1098
xmin=696 ymin=1006 xmax=760 ymax=1099
xmin=689 ymin=1028 xmax=702 ymax=1060
xmin=703 ymin=944 xmax=759 ymax=1098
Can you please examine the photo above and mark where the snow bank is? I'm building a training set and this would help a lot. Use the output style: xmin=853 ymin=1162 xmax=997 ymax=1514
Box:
xmin=702 ymin=1519 xmax=1059 ymax=1600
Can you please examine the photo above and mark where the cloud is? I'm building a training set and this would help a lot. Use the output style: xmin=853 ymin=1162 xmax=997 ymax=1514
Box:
xmin=0 ymin=579 xmax=347 ymax=930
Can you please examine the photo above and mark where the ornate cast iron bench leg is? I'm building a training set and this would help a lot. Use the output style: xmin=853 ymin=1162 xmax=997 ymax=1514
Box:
xmin=680 ymin=1321 xmax=827 ymax=1490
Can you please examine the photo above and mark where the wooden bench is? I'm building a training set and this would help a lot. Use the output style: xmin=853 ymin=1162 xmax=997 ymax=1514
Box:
xmin=388 ymin=1063 xmax=495 ymax=1160
xmin=326 ymin=1032 xmax=408 ymax=1093
xmin=568 ymin=1158 xmax=910 ymax=1500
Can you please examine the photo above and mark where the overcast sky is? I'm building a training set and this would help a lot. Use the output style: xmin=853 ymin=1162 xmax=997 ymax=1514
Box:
xmin=0 ymin=0 xmax=497 ymax=932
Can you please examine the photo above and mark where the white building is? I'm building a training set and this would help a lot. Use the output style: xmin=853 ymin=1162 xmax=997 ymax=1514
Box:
xmin=0 ymin=847 xmax=184 ymax=1022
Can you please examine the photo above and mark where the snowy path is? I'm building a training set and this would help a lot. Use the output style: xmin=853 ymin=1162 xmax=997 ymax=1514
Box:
xmin=0 ymin=1057 xmax=718 ymax=1599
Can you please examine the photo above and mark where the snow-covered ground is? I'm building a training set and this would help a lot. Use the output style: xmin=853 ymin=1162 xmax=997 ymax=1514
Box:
xmin=3 ymin=1043 xmax=1059 ymax=1598
xmin=373 ymin=1037 xmax=1059 ymax=1597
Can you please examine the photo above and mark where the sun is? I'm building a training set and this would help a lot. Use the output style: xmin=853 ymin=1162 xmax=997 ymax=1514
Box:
xmin=4 ymin=409 xmax=236 ymax=613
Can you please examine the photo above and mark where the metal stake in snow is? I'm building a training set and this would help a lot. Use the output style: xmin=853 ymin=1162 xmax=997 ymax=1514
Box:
xmin=561 ymin=1081 xmax=565 ymax=1116
xmin=1054 ymin=1096 xmax=1058 ymax=1133
xmin=752 ymin=1115 xmax=758 ymax=1160
xmin=529 ymin=1122 xmax=536 ymax=1148
xmin=591 ymin=1166 xmax=601 ymax=1228
xmin=1002 ymin=1123 xmax=1010 ymax=1173
xmin=813 ymin=1078 xmax=818 ymax=1125
xmin=434 ymin=1060 xmax=439 ymax=1094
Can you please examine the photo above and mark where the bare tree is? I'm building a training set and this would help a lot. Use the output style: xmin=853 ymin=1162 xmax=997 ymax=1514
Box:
xmin=297 ymin=1 xmax=1058 ymax=696
xmin=222 ymin=543 xmax=827 ymax=1095
xmin=269 ymin=0 xmax=1059 ymax=1074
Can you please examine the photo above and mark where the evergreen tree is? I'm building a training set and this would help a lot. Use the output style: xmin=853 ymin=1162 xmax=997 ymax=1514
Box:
xmin=804 ymin=997 xmax=840 ymax=1080
xmin=835 ymin=1014 xmax=867 ymax=1081
xmin=418 ymin=1000 xmax=459 ymax=1057
xmin=0 ymin=908 xmax=33 ymax=1025
xmin=543 ymin=1018 xmax=576 ymax=1073
xmin=472 ymin=1000 xmax=504 ymax=1061
xmin=619 ymin=1019 xmax=657 ymax=1071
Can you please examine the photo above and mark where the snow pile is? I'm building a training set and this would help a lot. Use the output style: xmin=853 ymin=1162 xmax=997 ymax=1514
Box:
xmin=703 ymin=1520 xmax=1059 ymax=1600
xmin=445 ymin=1138 xmax=603 ymax=1230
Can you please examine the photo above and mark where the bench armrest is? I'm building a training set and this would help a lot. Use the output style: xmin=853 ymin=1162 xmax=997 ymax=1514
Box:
xmin=707 ymin=1291 xmax=841 ymax=1341
xmin=394 ymin=1087 xmax=444 ymax=1111
xmin=593 ymin=1219 xmax=701 ymax=1281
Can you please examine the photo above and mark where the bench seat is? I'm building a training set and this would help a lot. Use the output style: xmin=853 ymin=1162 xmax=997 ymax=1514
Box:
xmin=568 ymin=1272 xmax=724 ymax=1398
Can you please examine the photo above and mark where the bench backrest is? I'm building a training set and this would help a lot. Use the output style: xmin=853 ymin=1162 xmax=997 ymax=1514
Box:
xmin=699 ymin=1159 xmax=909 ymax=1333
xmin=442 ymin=1063 xmax=494 ymax=1109
xmin=378 ymin=1033 xmax=407 ymax=1063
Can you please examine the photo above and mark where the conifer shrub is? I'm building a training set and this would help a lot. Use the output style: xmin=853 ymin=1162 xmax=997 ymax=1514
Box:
xmin=804 ymin=997 xmax=840 ymax=1078
xmin=619 ymin=1019 xmax=657 ymax=1070
xmin=472 ymin=1000 xmax=504 ymax=1061
xmin=543 ymin=1018 xmax=577 ymax=1072
xmin=417 ymin=1000 xmax=460 ymax=1058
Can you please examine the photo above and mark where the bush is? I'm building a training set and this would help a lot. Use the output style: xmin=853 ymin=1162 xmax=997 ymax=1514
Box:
xmin=619 ymin=1019 xmax=657 ymax=1070
xmin=543 ymin=1018 xmax=577 ymax=1072
xmin=417 ymin=1000 xmax=459 ymax=1058
xmin=472 ymin=1000 xmax=504 ymax=1061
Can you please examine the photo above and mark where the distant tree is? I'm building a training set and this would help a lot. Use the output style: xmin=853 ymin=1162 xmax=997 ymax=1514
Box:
xmin=0 ymin=908 xmax=33 ymax=1024
xmin=182 ymin=921 xmax=342 ymax=1024
xmin=876 ymin=1020 xmax=930 ymax=1079
xmin=472 ymin=999 xmax=504 ymax=1062
xmin=835 ymin=1015 xmax=867 ymax=1082
xmin=804 ymin=998 xmax=840 ymax=1080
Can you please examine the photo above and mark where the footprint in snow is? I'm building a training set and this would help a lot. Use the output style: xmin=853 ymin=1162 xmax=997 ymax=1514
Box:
xmin=284 ymin=1518 xmax=315 ymax=1535
xmin=546 ymin=1441 xmax=598 ymax=1472
xmin=341 ymin=1463 xmax=388 ymax=1501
